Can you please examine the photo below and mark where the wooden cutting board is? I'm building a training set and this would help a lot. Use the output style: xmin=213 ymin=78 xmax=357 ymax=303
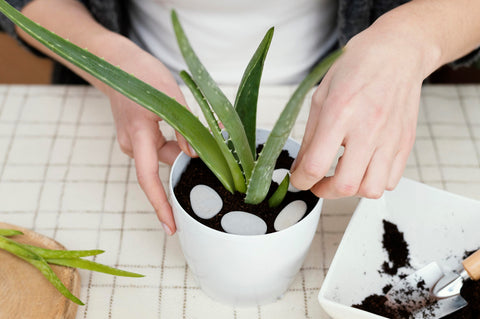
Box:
xmin=0 ymin=222 xmax=80 ymax=319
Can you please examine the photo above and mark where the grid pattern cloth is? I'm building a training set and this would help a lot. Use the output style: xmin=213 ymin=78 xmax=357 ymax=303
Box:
xmin=1 ymin=84 xmax=480 ymax=319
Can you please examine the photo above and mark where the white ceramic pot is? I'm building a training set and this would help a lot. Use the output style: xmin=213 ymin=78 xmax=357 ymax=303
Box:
xmin=169 ymin=129 xmax=323 ymax=306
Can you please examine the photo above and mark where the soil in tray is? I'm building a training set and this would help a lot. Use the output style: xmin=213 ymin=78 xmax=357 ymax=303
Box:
xmin=380 ymin=220 xmax=411 ymax=276
xmin=173 ymin=148 xmax=319 ymax=234
xmin=353 ymin=220 xmax=412 ymax=318
xmin=353 ymin=221 xmax=480 ymax=319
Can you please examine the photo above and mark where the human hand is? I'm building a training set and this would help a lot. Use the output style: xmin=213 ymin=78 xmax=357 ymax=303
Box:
xmin=108 ymin=50 xmax=196 ymax=235
xmin=16 ymin=0 xmax=192 ymax=234
xmin=290 ymin=21 xmax=436 ymax=199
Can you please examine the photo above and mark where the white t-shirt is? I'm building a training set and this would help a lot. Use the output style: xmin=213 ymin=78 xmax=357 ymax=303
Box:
xmin=128 ymin=0 xmax=338 ymax=85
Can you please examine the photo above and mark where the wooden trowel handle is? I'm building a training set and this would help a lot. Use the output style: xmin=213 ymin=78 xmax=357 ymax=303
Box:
xmin=463 ymin=248 xmax=480 ymax=280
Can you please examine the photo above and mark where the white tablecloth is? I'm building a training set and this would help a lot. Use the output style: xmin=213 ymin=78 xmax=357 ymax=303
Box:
xmin=1 ymin=84 xmax=480 ymax=318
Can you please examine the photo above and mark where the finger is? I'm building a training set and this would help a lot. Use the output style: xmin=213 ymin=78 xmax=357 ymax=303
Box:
xmin=157 ymin=140 xmax=181 ymax=165
xmin=290 ymin=111 xmax=345 ymax=190
xmin=387 ymin=94 xmax=418 ymax=190
xmin=357 ymin=147 xmax=396 ymax=199
xmin=292 ymin=74 xmax=331 ymax=171
xmin=132 ymin=129 xmax=176 ymax=235
xmin=174 ymin=130 xmax=197 ymax=158
xmin=115 ymin=132 xmax=134 ymax=158
xmin=310 ymin=138 xmax=374 ymax=198
xmin=386 ymin=149 xmax=410 ymax=190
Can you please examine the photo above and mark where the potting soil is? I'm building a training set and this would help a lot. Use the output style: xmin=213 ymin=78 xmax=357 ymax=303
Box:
xmin=174 ymin=149 xmax=319 ymax=234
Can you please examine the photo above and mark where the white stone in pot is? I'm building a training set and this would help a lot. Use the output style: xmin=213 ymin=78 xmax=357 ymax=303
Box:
xmin=274 ymin=200 xmax=307 ymax=231
xmin=190 ymin=184 xmax=223 ymax=219
xmin=221 ymin=211 xmax=267 ymax=235
xmin=272 ymin=168 xmax=301 ymax=193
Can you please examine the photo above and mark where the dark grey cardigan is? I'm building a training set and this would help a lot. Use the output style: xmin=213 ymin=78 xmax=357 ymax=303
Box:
xmin=1 ymin=0 xmax=479 ymax=83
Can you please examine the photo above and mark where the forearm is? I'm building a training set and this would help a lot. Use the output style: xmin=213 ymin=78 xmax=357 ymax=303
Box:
xmin=363 ymin=0 xmax=480 ymax=77
xmin=17 ymin=0 xmax=140 ymax=95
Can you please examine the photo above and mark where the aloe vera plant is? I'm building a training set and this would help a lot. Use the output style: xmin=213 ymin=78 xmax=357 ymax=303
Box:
xmin=0 ymin=1 xmax=341 ymax=205
xmin=0 ymin=229 xmax=143 ymax=305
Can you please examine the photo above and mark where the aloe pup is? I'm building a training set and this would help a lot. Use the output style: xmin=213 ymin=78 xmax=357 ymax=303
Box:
xmin=0 ymin=1 xmax=341 ymax=206
xmin=0 ymin=229 xmax=143 ymax=305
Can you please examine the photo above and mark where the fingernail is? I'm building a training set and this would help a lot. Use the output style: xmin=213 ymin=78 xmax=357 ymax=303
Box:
xmin=161 ymin=222 xmax=173 ymax=236
xmin=188 ymin=144 xmax=197 ymax=157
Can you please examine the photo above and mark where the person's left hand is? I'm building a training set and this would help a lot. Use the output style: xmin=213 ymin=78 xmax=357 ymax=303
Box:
xmin=290 ymin=21 xmax=436 ymax=199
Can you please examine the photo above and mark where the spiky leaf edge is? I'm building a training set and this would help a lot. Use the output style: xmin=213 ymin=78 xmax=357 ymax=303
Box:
xmin=171 ymin=10 xmax=255 ymax=183
xmin=180 ymin=71 xmax=246 ymax=193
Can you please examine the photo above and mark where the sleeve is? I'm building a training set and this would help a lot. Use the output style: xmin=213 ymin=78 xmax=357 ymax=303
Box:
xmin=0 ymin=0 xmax=88 ymax=56
xmin=450 ymin=48 xmax=480 ymax=69
xmin=0 ymin=0 xmax=99 ymax=84
xmin=337 ymin=0 xmax=480 ymax=69
xmin=0 ymin=1 xmax=34 ymax=45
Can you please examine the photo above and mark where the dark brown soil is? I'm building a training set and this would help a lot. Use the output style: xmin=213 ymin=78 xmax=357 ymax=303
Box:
xmin=381 ymin=220 xmax=411 ymax=276
xmin=353 ymin=219 xmax=412 ymax=318
xmin=353 ymin=294 xmax=412 ymax=318
xmin=173 ymin=149 xmax=319 ymax=234
xmin=353 ymin=222 xmax=480 ymax=319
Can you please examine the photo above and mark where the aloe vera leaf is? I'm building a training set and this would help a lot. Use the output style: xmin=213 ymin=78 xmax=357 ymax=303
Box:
xmin=268 ymin=174 xmax=290 ymax=208
xmin=29 ymin=258 xmax=84 ymax=305
xmin=0 ymin=229 xmax=23 ymax=237
xmin=0 ymin=228 xmax=104 ymax=258
xmin=180 ymin=71 xmax=247 ymax=193
xmin=0 ymin=234 xmax=41 ymax=260
xmin=245 ymin=49 xmax=343 ymax=204
xmin=171 ymin=10 xmax=255 ymax=182
xmin=234 ymin=27 xmax=274 ymax=156
xmin=0 ymin=236 xmax=84 ymax=305
xmin=22 ymin=244 xmax=104 ymax=259
xmin=0 ymin=0 xmax=235 ymax=193
xmin=46 ymin=258 xmax=144 ymax=278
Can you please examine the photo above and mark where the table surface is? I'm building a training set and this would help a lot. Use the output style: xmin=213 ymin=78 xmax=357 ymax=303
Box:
xmin=1 ymin=84 xmax=480 ymax=319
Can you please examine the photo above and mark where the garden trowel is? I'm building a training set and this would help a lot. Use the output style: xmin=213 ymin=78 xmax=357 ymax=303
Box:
xmin=385 ymin=248 xmax=480 ymax=318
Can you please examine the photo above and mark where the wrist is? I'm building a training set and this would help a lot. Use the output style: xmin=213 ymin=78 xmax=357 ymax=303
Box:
xmin=361 ymin=8 xmax=443 ymax=79
xmin=87 ymin=32 xmax=158 ymax=99
xmin=95 ymin=37 xmax=181 ymax=103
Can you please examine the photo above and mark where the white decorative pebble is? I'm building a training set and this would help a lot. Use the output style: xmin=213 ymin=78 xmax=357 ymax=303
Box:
xmin=274 ymin=200 xmax=307 ymax=231
xmin=190 ymin=184 xmax=223 ymax=219
xmin=221 ymin=211 xmax=267 ymax=235
xmin=272 ymin=168 xmax=301 ymax=193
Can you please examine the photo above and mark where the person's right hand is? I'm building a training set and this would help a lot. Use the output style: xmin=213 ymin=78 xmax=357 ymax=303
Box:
xmin=107 ymin=47 xmax=196 ymax=236
xmin=290 ymin=13 xmax=433 ymax=200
